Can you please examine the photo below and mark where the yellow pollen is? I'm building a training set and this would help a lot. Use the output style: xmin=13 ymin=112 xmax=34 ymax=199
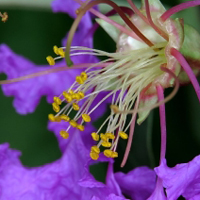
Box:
xmin=54 ymin=116 xmax=62 ymax=122
xmin=90 ymin=151 xmax=99 ymax=160
xmin=69 ymin=120 xmax=77 ymax=127
xmin=91 ymin=146 xmax=100 ymax=154
xmin=60 ymin=130 xmax=69 ymax=139
xmin=46 ymin=56 xmax=55 ymax=66
xmin=78 ymin=91 xmax=84 ymax=99
xmin=1 ymin=12 xmax=8 ymax=23
xmin=103 ymin=149 xmax=118 ymax=158
xmin=101 ymin=141 xmax=112 ymax=147
xmin=52 ymin=102 xmax=60 ymax=113
xmin=82 ymin=114 xmax=91 ymax=122
xmin=91 ymin=132 xmax=99 ymax=141
xmin=72 ymin=103 xmax=80 ymax=111
xmin=53 ymin=96 xmax=62 ymax=105
xmin=105 ymin=132 xmax=115 ymax=139
xmin=63 ymin=91 xmax=72 ymax=102
xmin=76 ymin=76 xmax=84 ymax=84
xmin=53 ymin=45 xmax=59 ymax=55
xmin=68 ymin=89 xmax=74 ymax=94
xmin=119 ymin=132 xmax=128 ymax=140
xmin=110 ymin=105 xmax=119 ymax=113
xmin=48 ymin=114 xmax=55 ymax=122
xmin=58 ymin=48 xmax=65 ymax=58
xmin=72 ymin=93 xmax=81 ymax=100
xmin=60 ymin=115 xmax=70 ymax=122
xmin=100 ymin=133 xmax=108 ymax=141
xmin=81 ymin=72 xmax=88 ymax=81
xmin=77 ymin=124 xmax=84 ymax=131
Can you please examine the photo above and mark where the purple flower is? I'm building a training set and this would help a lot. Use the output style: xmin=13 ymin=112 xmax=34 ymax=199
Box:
xmin=115 ymin=167 xmax=156 ymax=200
xmin=155 ymin=156 xmax=200 ymax=200
xmin=0 ymin=130 xmax=124 ymax=200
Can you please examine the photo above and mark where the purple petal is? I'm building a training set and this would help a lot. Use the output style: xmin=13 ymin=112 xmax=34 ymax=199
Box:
xmin=115 ymin=166 xmax=156 ymax=200
xmin=91 ymin=193 xmax=128 ymax=200
xmin=155 ymin=157 xmax=200 ymax=200
xmin=0 ymin=131 xmax=121 ymax=200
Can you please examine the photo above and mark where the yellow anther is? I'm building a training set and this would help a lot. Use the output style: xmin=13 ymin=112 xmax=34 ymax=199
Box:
xmin=77 ymin=124 xmax=84 ymax=131
xmin=68 ymin=89 xmax=74 ymax=94
xmin=72 ymin=103 xmax=80 ymax=111
xmin=103 ymin=149 xmax=118 ymax=158
xmin=72 ymin=93 xmax=81 ymax=100
xmin=119 ymin=132 xmax=128 ymax=140
xmin=75 ymin=8 xmax=81 ymax=15
xmin=111 ymin=151 xmax=118 ymax=158
xmin=53 ymin=45 xmax=59 ymax=55
xmin=81 ymin=72 xmax=87 ymax=81
xmin=91 ymin=132 xmax=99 ymax=141
xmin=69 ymin=120 xmax=77 ymax=128
xmin=52 ymin=102 xmax=60 ymax=113
xmin=60 ymin=115 xmax=70 ymax=122
xmin=110 ymin=105 xmax=119 ymax=113
xmin=54 ymin=116 xmax=62 ymax=122
xmin=82 ymin=114 xmax=91 ymax=122
xmin=101 ymin=141 xmax=112 ymax=148
xmin=91 ymin=146 xmax=100 ymax=154
xmin=60 ymin=130 xmax=69 ymax=139
xmin=53 ymin=96 xmax=62 ymax=105
xmin=76 ymin=76 xmax=84 ymax=84
xmin=90 ymin=151 xmax=99 ymax=160
xmin=63 ymin=91 xmax=72 ymax=102
xmin=105 ymin=133 xmax=115 ymax=139
xmin=58 ymin=48 xmax=65 ymax=58
xmin=0 ymin=12 xmax=8 ymax=23
xmin=46 ymin=56 xmax=55 ymax=66
xmin=48 ymin=114 xmax=56 ymax=122
xmin=100 ymin=133 xmax=108 ymax=141
xmin=78 ymin=91 xmax=84 ymax=99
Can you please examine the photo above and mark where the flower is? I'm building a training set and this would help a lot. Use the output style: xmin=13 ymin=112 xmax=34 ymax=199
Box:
xmin=47 ymin=0 xmax=200 ymax=165
xmin=155 ymin=156 xmax=200 ymax=200
xmin=0 ymin=130 xmax=125 ymax=200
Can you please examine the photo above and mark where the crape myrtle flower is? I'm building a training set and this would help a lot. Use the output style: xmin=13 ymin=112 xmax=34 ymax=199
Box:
xmin=155 ymin=156 xmax=200 ymax=200
xmin=46 ymin=0 xmax=200 ymax=165
xmin=0 ymin=131 xmax=127 ymax=200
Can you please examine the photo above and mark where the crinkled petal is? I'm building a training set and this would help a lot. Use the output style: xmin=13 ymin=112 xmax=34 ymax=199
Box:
xmin=155 ymin=157 xmax=200 ymax=200
xmin=115 ymin=166 xmax=156 ymax=200
xmin=91 ymin=193 xmax=128 ymax=200
xmin=0 ymin=131 xmax=121 ymax=200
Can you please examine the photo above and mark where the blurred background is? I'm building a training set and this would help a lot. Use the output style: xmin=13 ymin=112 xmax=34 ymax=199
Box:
xmin=0 ymin=0 xmax=200 ymax=185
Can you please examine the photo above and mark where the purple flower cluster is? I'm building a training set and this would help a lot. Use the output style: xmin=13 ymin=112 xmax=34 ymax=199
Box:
xmin=0 ymin=0 xmax=200 ymax=199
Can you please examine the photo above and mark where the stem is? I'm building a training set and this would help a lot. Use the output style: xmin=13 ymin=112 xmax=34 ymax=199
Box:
xmin=66 ymin=0 xmax=154 ymax=66
xmin=160 ymin=0 xmax=200 ymax=22
xmin=156 ymin=84 xmax=166 ymax=163
xmin=144 ymin=0 xmax=168 ymax=40
xmin=171 ymin=48 xmax=200 ymax=102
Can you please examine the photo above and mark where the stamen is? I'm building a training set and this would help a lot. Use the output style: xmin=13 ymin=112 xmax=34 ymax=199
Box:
xmin=144 ymin=0 xmax=168 ymax=40
xmin=0 ymin=12 xmax=8 ymax=22
xmin=117 ymin=65 xmax=180 ymax=115
xmin=160 ymin=0 xmax=200 ymax=22
xmin=171 ymin=48 xmax=200 ymax=102
xmin=66 ymin=0 xmax=154 ymax=66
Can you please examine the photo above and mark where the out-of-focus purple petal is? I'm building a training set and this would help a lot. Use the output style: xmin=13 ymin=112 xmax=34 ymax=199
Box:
xmin=91 ymin=193 xmax=128 ymax=200
xmin=115 ymin=166 xmax=156 ymax=200
xmin=0 ymin=131 xmax=121 ymax=200
xmin=155 ymin=157 xmax=200 ymax=200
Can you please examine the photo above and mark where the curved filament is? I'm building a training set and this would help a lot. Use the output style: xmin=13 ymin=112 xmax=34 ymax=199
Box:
xmin=144 ymin=0 xmax=168 ymax=40
xmin=160 ymin=0 xmax=200 ymax=22
xmin=66 ymin=0 xmax=154 ymax=66
xmin=117 ymin=66 xmax=180 ymax=114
